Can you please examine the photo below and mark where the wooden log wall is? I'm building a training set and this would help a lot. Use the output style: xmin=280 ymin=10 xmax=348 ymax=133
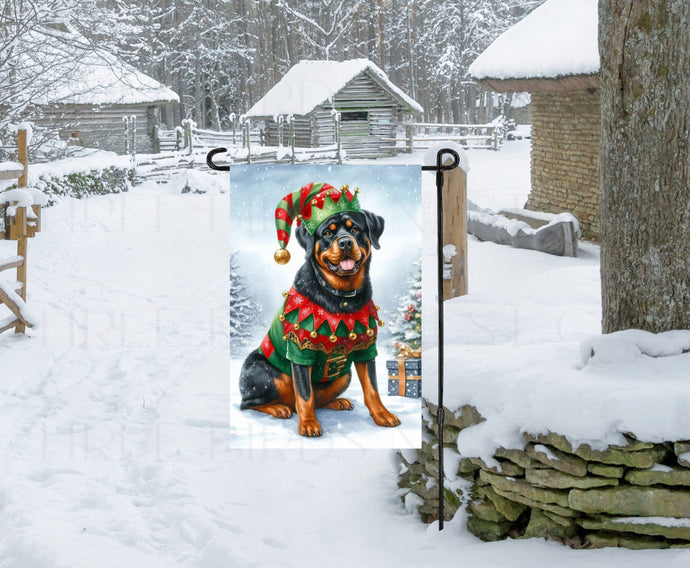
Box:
xmin=254 ymin=71 xmax=416 ymax=158
xmin=331 ymin=73 xmax=401 ymax=158
xmin=33 ymin=103 xmax=170 ymax=154
xmin=263 ymin=117 xmax=312 ymax=147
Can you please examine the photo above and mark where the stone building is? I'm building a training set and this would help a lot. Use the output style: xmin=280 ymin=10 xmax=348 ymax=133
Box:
xmin=468 ymin=0 xmax=601 ymax=237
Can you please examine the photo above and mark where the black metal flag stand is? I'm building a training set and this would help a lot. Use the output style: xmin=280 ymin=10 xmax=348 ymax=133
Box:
xmin=422 ymin=148 xmax=461 ymax=531
xmin=208 ymin=145 xmax=460 ymax=530
xmin=207 ymin=147 xmax=230 ymax=171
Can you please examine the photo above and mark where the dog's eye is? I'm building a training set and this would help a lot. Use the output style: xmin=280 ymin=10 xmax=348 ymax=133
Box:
xmin=324 ymin=230 xmax=333 ymax=238
xmin=351 ymin=227 xmax=359 ymax=234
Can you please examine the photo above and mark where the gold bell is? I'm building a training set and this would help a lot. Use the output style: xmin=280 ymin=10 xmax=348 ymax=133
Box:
xmin=310 ymin=331 xmax=318 ymax=338
xmin=282 ymin=335 xmax=287 ymax=341
xmin=354 ymin=187 xmax=360 ymax=194
xmin=282 ymin=291 xmax=289 ymax=298
xmin=375 ymin=305 xmax=381 ymax=311
xmin=278 ymin=314 xmax=285 ymax=321
xmin=274 ymin=249 xmax=290 ymax=264
xmin=294 ymin=323 xmax=300 ymax=330
xmin=366 ymin=328 xmax=374 ymax=337
xmin=329 ymin=334 xmax=338 ymax=343
xmin=378 ymin=320 xmax=385 ymax=327
xmin=348 ymin=331 xmax=357 ymax=341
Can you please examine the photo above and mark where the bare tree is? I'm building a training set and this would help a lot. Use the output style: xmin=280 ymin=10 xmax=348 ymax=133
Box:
xmin=599 ymin=0 xmax=690 ymax=333
xmin=270 ymin=0 xmax=364 ymax=60
xmin=0 ymin=1 xmax=82 ymax=156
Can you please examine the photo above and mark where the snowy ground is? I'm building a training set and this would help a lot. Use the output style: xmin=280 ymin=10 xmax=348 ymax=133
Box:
xmin=2 ymin=139 xmax=690 ymax=566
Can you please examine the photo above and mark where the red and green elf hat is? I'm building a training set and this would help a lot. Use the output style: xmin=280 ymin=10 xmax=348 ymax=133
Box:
xmin=273 ymin=182 xmax=361 ymax=264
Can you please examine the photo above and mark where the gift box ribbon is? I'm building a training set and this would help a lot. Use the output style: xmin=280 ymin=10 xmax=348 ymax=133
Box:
xmin=396 ymin=343 xmax=421 ymax=396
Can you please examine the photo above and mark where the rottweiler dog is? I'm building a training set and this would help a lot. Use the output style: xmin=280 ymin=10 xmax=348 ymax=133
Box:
xmin=239 ymin=189 xmax=400 ymax=437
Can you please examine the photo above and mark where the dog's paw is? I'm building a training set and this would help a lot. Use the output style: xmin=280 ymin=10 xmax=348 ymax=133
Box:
xmin=264 ymin=404 xmax=294 ymax=419
xmin=298 ymin=418 xmax=323 ymax=437
xmin=370 ymin=409 xmax=401 ymax=428
xmin=321 ymin=398 xmax=354 ymax=411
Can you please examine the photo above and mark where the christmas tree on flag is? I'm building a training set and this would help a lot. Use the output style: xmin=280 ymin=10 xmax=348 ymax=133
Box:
xmin=389 ymin=259 xmax=422 ymax=351
xmin=230 ymin=252 xmax=263 ymax=347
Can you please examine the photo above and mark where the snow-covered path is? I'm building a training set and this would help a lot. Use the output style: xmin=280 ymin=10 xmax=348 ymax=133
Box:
xmin=2 ymin=145 xmax=690 ymax=566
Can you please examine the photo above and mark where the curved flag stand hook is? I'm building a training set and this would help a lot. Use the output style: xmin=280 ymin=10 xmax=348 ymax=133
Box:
xmin=207 ymin=147 xmax=230 ymax=171
xmin=421 ymin=148 xmax=460 ymax=530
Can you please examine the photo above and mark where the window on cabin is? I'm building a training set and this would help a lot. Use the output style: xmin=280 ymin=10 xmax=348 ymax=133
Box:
xmin=340 ymin=111 xmax=368 ymax=122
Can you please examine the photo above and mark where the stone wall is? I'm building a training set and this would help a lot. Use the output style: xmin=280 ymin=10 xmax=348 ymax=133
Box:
xmin=525 ymin=90 xmax=601 ymax=238
xmin=398 ymin=402 xmax=690 ymax=549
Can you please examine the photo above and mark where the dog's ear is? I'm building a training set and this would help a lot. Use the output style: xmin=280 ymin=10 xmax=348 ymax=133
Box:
xmin=295 ymin=223 xmax=314 ymax=258
xmin=361 ymin=210 xmax=385 ymax=250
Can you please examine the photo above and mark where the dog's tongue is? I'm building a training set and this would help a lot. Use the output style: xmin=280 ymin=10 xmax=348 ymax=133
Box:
xmin=339 ymin=259 xmax=355 ymax=271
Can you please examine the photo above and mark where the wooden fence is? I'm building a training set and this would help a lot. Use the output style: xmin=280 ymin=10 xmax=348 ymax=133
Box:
xmin=150 ymin=117 xmax=503 ymax=169
xmin=393 ymin=122 xmax=504 ymax=152
xmin=0 ymin=128 xmax=41 ymax=334
xmin=153 ymin=117 xmax=343 ymax=166
xmin=154 ymin=120 xmax=262 ymax=154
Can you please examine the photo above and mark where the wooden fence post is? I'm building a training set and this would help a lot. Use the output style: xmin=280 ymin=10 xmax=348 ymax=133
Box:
xmin=288 ymin=115 xmax=295 ymax=165
xmin=276 ymin=115 xmax=284 ymax=149
xmin=183 ymin=120 xmax=194 ymax=155
xmin=129 ymin=115 xmax=137 ymax=161
xmin=244 ymin=118 xmax=252 ymax=164
xmin=405 ymin=123 xmax=414 ymax=153
xmin=152 ymin=125 xmax=160 ymax=154
xmin=442 ymin=156 xmax=468 ymax=299
xmin=15 ymin=128 xmax=29 ymax=333
xmin=332 ymin=111 xmax=342 ymax=164
xmin=123 ymin=116 xmax=130 ymax=155
xmin=230 ymin=112 xmax=236 ymax=145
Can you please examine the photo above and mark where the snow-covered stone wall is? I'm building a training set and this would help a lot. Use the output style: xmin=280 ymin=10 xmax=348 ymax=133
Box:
xmin=525 ymin=90 xmax=600 ymax=237
xmin=399 ymin=401 xmax=690 ymax=549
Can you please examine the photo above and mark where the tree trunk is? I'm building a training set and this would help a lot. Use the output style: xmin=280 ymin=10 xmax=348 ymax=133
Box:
xmin=599 ymin=0 xmax=690 ymax=333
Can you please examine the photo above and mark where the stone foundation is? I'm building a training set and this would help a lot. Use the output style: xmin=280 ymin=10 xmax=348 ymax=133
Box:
xmin=398 ymin=402 xmax=690 ymax=549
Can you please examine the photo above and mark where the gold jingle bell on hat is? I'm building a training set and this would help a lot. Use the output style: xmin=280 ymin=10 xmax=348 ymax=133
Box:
xmin=273 ymin=182 xmax=361 ymax=263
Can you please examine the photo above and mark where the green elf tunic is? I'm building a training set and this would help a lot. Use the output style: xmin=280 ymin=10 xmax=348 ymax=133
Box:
xmin=259 ymin=286 xmax=379 ymax=383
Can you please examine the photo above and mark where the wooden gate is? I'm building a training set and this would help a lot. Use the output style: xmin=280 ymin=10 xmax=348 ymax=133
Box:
xmin=0 ymin=127 xmax=41 ymax=334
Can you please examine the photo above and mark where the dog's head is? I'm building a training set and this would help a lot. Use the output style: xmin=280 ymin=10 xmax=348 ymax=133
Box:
xmin=296 ymin=210 xmax=384 ymax=294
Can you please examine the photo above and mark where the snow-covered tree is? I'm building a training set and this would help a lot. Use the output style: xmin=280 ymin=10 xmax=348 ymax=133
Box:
xmin=0 ymin=0 xmax=78 ymax=155
xmin=230 ymin=252 xmax=263 ymax=347
xmin=388 ymin=260 xmax=422 ymax=352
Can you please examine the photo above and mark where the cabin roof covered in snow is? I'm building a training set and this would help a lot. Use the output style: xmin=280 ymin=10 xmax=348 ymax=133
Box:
xmin=23 ymin=24 xmax=179 ymax=106
xmin=245 ymin=59 xmax=423 ymax=118
xmin=468 ymin=0 xmax=599 ymax=93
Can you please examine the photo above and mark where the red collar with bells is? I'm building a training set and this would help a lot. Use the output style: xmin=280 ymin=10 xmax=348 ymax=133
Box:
xmin=281 ymin=286 xmax=379 ymax=353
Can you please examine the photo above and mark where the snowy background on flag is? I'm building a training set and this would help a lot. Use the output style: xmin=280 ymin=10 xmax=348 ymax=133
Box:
xmin=229 ymin=164 xmax=423 ymax=448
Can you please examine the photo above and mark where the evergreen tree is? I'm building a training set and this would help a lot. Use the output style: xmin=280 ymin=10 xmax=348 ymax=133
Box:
xmin=389 ymin=259 xmax=422 ymax=352
xmin=230 ymin=252 xmax=262 ymax=347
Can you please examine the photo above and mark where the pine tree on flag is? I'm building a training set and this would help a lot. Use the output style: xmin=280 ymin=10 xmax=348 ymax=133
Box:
xmin=389 ymin=259 xmax=422 ymax=352
xmin=230 ymin=252 xmax=262 ymax=346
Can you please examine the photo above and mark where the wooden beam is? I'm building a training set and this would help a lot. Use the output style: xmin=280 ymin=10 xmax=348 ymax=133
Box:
xmin=442 ymin=158 xmax=468 ymax=299
xmin=473 ymin=74 xmax=599 ymax=94
xmin=0 ymin=286 xmax=33 ymax=328
xmin=0 ymin=256 xmax=23 ymax=273
xmin=17 ymin=128 xmax=28 ymax=188
xmin=17 ymin=235 xmax=27 ymax=302
xmin=0 ymin=166 xmax=23 ymax=181
xmin=0 ymin=318 xmax=18 ymax=335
